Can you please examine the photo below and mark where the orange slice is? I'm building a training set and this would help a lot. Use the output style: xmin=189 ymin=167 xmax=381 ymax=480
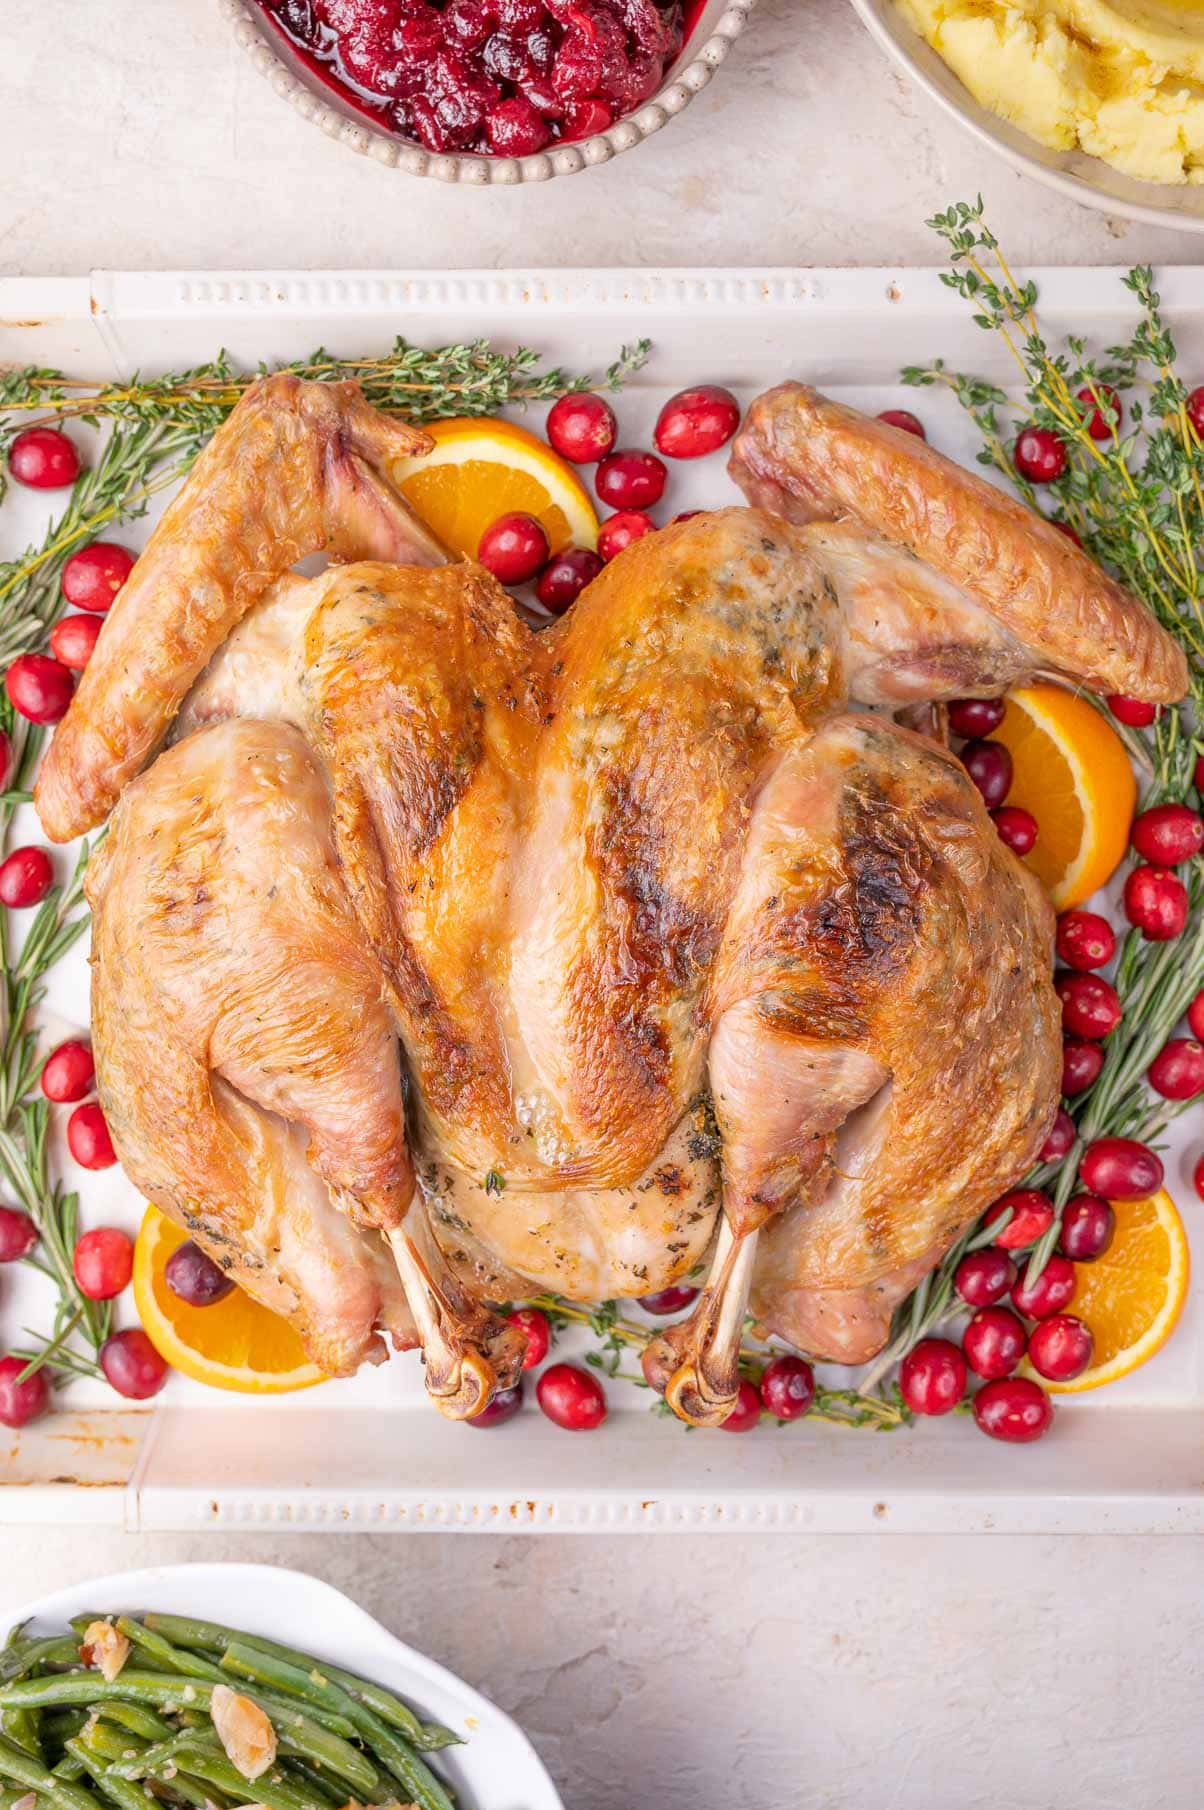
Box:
xmin=993 ymin=684 xmax=1137 ymax=910
xmin=132 ymin=1206 xmax=326 ymax=1394
xmin=393 ymin=416 xmax=598 ymax=559
xmin=1036 ymin=1190 xmax=1190 ymax=1392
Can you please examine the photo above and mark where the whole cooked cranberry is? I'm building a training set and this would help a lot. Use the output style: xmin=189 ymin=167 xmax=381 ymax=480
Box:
xmin=523 ymin=76 xmax=566 ymax=118
xmin=1027 ymin=1314 xmax=1094 ymax=1382
xmin=1130 ymin=802 xmax=1203 ymax=867
xmin=0 ymin=1354 xmax=50 ymax=1428
xmin=1107 ymin=694 xmax=1158 ymax=728
xmin=983 ymin=1189 xmax=1054 ymax=1250
xmin=0 ymin=847 xmax=54 ymax=910
xmin=759 ymin=1353 xmax=816 ymax=1420
xmin=992 ymin=805 xmax=1038 ymax=856
xmin=876 ymin=408 xmax=926 ymax=439
xmin=1055 ymin=909 xmax=1116 ymax=972
xmin=486 ymin=95 xmax=551 ymax=154
xmin=1058 ymin=1194 xmax=1115 ymax=1262
xmin=477 ymin=511 xmax=549 ymax=584
xmin=483 ymin=30 xmax=528 ymax=83
xmin=50 ymin=614 xmax=103 ymax=672
xmin=947 ymin=697 xmax=1005 ymax=739
xmin=1061 ymin=1038 xmax=1103 ymax=1096
xmin=1147 ymin=1038 xmax=1204 ymax=1101
xmin=654 ymin=386 xmax=741 ymax=461
xmin=1014 ymin=425 xmax=1066 ymax=484
xmin=954 ymin=1246 xmax=1016 ymax=1307
xmin=100 ymin=1329 xmax=169 ymax=1400
xmin=718 ymin=1377 xmax=762 ymax=1433
xmin=546 ymin=392 xmax=617 ymax=464
xmin=1079 ymin=1136 xmax=1163 ymax=1199
xmin=598 ymin=511 xmax=655 ymax=561
xmin=506 ymin=1305 xmax=551 ymax=1369
xmin=1038 ymin=1108 xmax=1076 ymax=1163
xmin=1075 ymin=383 xmax=1121 ymax=441
xmin=5 ymin=653 xmax=73 ymax=724
xmin=563 ymin=99 xmax=613 ymax=139
xmin=596 ymin=448 xmax=667 ymax=511
xmin=1011 ymin=1253 xmax=1077 ymax=1320
xmin=973 ymin=1376 xmax=1054 ymax=1443
xmin=1124 ymin=865 xmax=1188 ymax=941
xmin=9 ymin=427 xmax=80 ymax=490
xmin=496 ymin=0 xmax=543 ymax=27
xmin=637 ymin=1284 xmax=698 ymax=1314
xmin=960 ymin=739 xmax=1012 ymax=809
xmin=41 ymin=1039 xmax=95 ymax=1104
xmin=61 ymin=542 xmax=135 ymax=612
xmin=963 ymin=1307 xmax=1027 ymax=1380
xmin=899 ymin=1338 xmax=966 ymax=1415
xmin=445 ymin=0 xmax=495 ymax=50
xmin=1055 ymin=970 xmax=1122 ymax=1040
xmin=165 ymin=1239 xmax=236 ymax=1307
xmin=536 ymin=547 xmax=602 ymax=614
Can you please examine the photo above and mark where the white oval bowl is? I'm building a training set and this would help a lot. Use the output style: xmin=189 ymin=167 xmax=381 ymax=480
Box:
xmin=849 ymin=0 xmax=1204 ymax=235
xmin=222 ymin=0 xmax=757 ymax=183
xmin=3 ymin=1562 xmax=563 ymax=1810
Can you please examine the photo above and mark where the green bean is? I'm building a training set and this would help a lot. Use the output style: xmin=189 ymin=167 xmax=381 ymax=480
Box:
xmin=89 ymin=1710 xmax=173 ymax=1748
xmin=359 ymin=1709 xmax=455 ymax=1810
xmin=282 ymin=1759 xmax=342 ymax=1808
xmin=42 ymin=1711 xmax=90 ymax=1749
xmin=106 ymin=1730 xmax=221 ymax=1783
xmin=51 ymin=1756 xmax=86 ymax=1783
xmin=1 ymin=1642 xmax=82 ymax=1687
xmin=0 ymin=1733 xmax=107 ymax=1810
xmin=160 ymin=1749 xmax=319 ymax=1810
xmin=62 ymin=1742 xmax=152 ymax=1810
xmin=3 ymin=1626 xmax=28 ymax=1653
xmin=216 ymin=1656 xmax=379 ymax=1795
xmin=2 ymin=1709 xmax=42 ymax=1763
xmin=0 ymin=1792 xmax=37 ymax=1810
xmin=0 ymin=1677 xmax=213 ymax=1717
xmin=157 ymin=1771 xmax=232 ymax=1810
xmin=111 ymin=1631 xmax=222 ymax=1690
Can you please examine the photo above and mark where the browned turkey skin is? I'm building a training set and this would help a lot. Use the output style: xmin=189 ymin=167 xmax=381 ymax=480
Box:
xmin=41 ymin=377 xmax=1185 ymax=1425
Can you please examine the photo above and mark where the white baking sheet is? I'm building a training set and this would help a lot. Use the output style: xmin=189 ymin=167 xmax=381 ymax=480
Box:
xmin=0 ymin=268 xmax=1199 ymax=1532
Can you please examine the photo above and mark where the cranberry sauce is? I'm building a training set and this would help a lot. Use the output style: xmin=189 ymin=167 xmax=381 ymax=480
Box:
xmin=257 ymin=0 xmax=688 ymax=155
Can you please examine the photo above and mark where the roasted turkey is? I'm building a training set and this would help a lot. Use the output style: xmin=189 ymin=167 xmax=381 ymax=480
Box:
xmin=35 ymin=376 xmax=1186 ymax=1425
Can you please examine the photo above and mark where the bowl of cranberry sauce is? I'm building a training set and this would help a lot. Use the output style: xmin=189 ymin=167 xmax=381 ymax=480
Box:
xmin=225 ymin=0 xmax=757 ymax=180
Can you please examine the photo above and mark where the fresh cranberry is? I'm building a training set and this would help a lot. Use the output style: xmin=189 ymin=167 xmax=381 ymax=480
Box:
xmin=1062 ymin=1039 xmax=1103 ymax=1097
xmin=1027 ymin=1314 xmax=1093 ymax=1383
xmin=0 ymin=847 xmax=53 ymax=910
xmin=535 ymin=547 xmax=602 ymax=614
xmin=0 ymin=1355 xmax=50 ymax=1428
xmin=637 ymin=1284 xmax=699 ymax=1314
xmin=73 ymin=1227 xmax=134 ymax=1301
xmin=654 ymin=387 xmax=741 ymax=461
xmin=164 ymin=1239 xmax=235 ymax=1307
xmin=899 ymin=1338 xmax=966 ymax=1415
xmin=477 ymin=512 xmax=550 ymax=584
xmin=596 ymin=448 xmax=667 ymax=511
xmin=41 ymin=1040 xmax=95 ymax=1104
xmin=0 ymin=1206 xmax=38 ymax=1263
xmin=1051 ymin=521 xmax=1082 ymax=548
xmin=1124 ymin=865 xmax=1188 ymax=941
xmin=983 ymin=1189 xmax=1055 ymax=1250
xmin=1195 ymin=1153 xmax=1204 ymax=1204
xmin=506 ymin=1305 xmax=551 ymax=1369
xmin=1187 ymin=385 xmax=1204 ymax=439
xmin=1039 ymin=1108 xmax=1076 ymax=1163
xmin=954 ymin=1246 xmax=1017 ymax=1307
xmin=1131 ymin=802 xmax=1203 ymax=866
xmin=1106 ymin=694 xmax=1158 ymax=728
xmin=99 ymin=1329 xmax=169 ymax=1400
xmin=61 ymin=542 xmax=135 ymax=613
xmin=466 ymin=1381 xmax=524 ymax=1426
xmin=1197 ymin=752 xmax=1204 ymax=796
xmin=5 ymin=653 xmax=74 ymax=724
xmin=759 ymin=1353 xmax=815 ymax=1420
xmin=963 ymin=1307 xmax=1027 ymax=1380
xmin=1055 ymin=910 xmax=1116 ymax=972
xmin=598 ymin=511 xmax=655 ymax=561
xmin=546 ymin=393 xmax=617 ymax=464
xmin=718 ymin=1377 xmax=762 ymax=1432
xmin=992 ymin=806 xmax=1038 ymax=856
xmin=536 ymin=1361 xmax=607 ymax=1430
xmin=486 ymin=95 xmax=551 ymax=153
xmin=1148 ymin=1038 xmax=1204 ymax=1101
xmin=1075 ymin=383 xmax=1121 ymax=441
xmin=973 ymin=1376 xmax=1053 ymax=1443
xmin=1014 ymin=425 xmax=1066 ymax=484
xmin=1058 ymin=1194 xmax=1115 ymax=1262
xmin=563 ymin=98 xmax=613 ymax=138
xmin=1055 ymin=971 xmax=1122 ymax=1040
xmin=1188 ymin=989 xmax=1204 ymax=1042
xmin=1080 ymin=1136 xmax=1163 ymax=1199
xmin=960 ymin=739 xmax=1012 ymax=809
xmin=9 ymin=427 xmax=80 ymax=490
xmin=50 ymin=614 xmax=103 ymax=672
xmin=947 ymin=697 xmax=1005 ymax=738
xmin=67 ymin=1102 xmax=117 ymax=1171
xmin=1011 ymin=1253 xmax=1077 ymax=1320
xmin=876 ymin=408 xmax=926 ymax=439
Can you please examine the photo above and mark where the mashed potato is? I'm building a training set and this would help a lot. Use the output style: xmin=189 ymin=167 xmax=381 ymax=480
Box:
xmin=898 ymin=0 xmax=1204 ymax=184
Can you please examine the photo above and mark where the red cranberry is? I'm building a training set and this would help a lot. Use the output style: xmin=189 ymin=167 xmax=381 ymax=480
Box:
xmin=1195 ymin=1152 xmax=1204 ymax=1203
xmin=73 ymin=1227 xmax=134 ymax=1301
xmin=0 ymin=1354 xmax=50 ymax=1428
xmin=41 ymin=1040 xmax=95 ymax=1104
xmin=506 ymin=1305 xmax=550 ymax=1369
xmin=5 ymin=653 xmax=74 ymax=724
xmin=0 ymin=847 xmax=53 ymax=910
xmin=954 ymin=1246 xmax=1017 ymax=1307
xmin=1075 ymin=383 xmax=1121 ymax=441
xmin=963 ymin=1307 xmax=1027 ymax=1380
xmin=164 ymin=1239 xmax=235 ymax=1307
xmin=1197 ymin=752 xmax=1204 ymax=795
xmin=1011 ymin=1253 xmax=1077 ymax=1320
xmin=61 ymin=542 xmax=135 ymax=612
xmin=1188 ymin=990 xmax=1204 ymax=1042
xmin=1131 ymin=802 xmax=1203 ymax=866
xmin=1040 ymin=1109 xmax=1076 ymax=1163
xmin=876 ymin=408 xmax=926 ymax=439
xmin=446 ymin=0 xmax=495 ymax=49
xmin=1124 ymin=865 xmax=1188 ymax=941
xmin=947 ymin=697 xmax=1005 ymax=738
xmin=0 ymin=730 xmax=10 ymax=791
xmin=466 ymin=1380 xmax=524 ymax=1427
xmin=486 ymin=95 xmax=551 ymax=153
xmin=0 ymin=1206 xmax=38 ymax=1263
xmin=960 ymin=739 xmax=1013 ymax=809
xmin=535 ymin=547 xmax=602 ymax=614
xmin=1061 ymin=1039 xmax=1104 ymax=1096
xmin=1027 ymin=1314 xmax=1094 ymax=1382
xmin=50 ymin=614 xmax=103 ymax=672
xmin=1014 ymin=425 xmax=1066 ymax=484
xmin=992 ymin=805 xmax=1038 ymax=856
xmin=1055 ymin=971 xmax=1122 ymax=1040
xmin=67 ymin=1102 xmax=117 ymax=1170
xmin=654 ymin=387 xmax=741 ymax=461
xmin=1080 ymin=1136 xmax=1163 ymax=1199
xmin=984 ymin=1189 xmax=1055 ymax=1250
xmin=1058 ymin=1194 xmax=1115 ymax=1262
xmin=99 ymin=1329 xmax=169 ymax=1400
xmin=718 ymin=1377 xmax=762 ymax=1432
xmin=1055 ymin=910 xmax=1116 ymax=972
xmin=1051 ymin=521 xmax=1082 ymax=547
xmin=759 ymin=1353 xmax=816 ymax=1420
xmin=563 ymin=99 xmax=613 ymax=139
xmin=899 ymin=1338 xmax=967 ymax=1415
xmin=477 ymin=512 xmax=550 ymax=584
xmin=973 ymin=1376 xmax=1053 ymax=1443
xmin=1148 ymin=1038 xmax=1204 ymax=1101
xmin=1106 ymin=694 xmax=1158 ymax=728
xmin=1187 ymin=385 xmax=1204 ymax=438
xmin=9 ymin=427 xmax=80 ymax=490
xmin=596 ymin=449 xmax=667 ymax=512
xmin=598 ymin=511 xmax=656 ymax=562
xmin=637 ymin=1285 xmax=699 ymax=1315
xmin=546 ymin=393 xmax=617 ymax=464
xmin=536 ymin=1361 xmax=607 ymax=1430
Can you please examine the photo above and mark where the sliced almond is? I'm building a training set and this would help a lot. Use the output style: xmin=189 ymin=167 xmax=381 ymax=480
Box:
xmin=12 ymin=1793 xmax=38 ymax=1810
xmin=79 ymin=1620 xmax=131 ymax=1684
xmin=208 ymin=1684 xmax=277 ymax=1781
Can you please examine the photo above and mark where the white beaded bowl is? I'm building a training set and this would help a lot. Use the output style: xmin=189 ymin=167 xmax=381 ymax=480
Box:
xmin=222 ymin=0 xmax=758 ymax=183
